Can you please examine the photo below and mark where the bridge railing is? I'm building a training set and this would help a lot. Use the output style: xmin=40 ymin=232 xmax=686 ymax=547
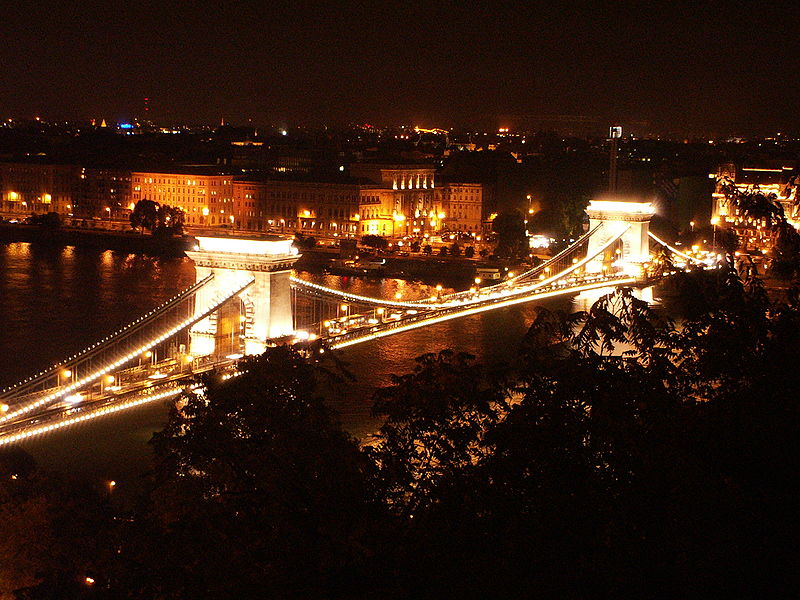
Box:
xmin=297 ymin=225 xmax=630 ymax=337
xmin=0 ymin=273 xmax=216 ymax=401
xmin=0 ymin=275 xmax=255 ymax=425
xmin=328 ymin=271 xmax=636 ymax=349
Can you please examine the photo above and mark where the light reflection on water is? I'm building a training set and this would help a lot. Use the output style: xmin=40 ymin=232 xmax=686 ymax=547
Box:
xmin=0 ymin=243 xmax=572 ymax=493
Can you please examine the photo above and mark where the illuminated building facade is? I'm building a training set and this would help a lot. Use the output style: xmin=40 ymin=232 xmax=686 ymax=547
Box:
xmin=0 ymin=163 xmax=81 ymax=217
xmin=350 ymin=163 xmax=438 ymax=237
xmin=712 ymin=161 xmax=799 ymax=250
xmin=231 ymin=168 xmax=483 ymax=241
xmin=435 ymin=183 xmax=484 ymax=233
xmin=131 ymin=171 xmax=235 ymax=226
xmin=349 ymin=163 xmax=436 ymax=191
xmin=77 ymin=168 xmax=132 ymax=219
xmin=358 ymin=188 xmax=397 ymax=236
xmin=232 ymin=178 xmax=363 ymax=236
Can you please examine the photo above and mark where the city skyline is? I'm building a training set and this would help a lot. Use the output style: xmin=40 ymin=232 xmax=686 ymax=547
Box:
xmin=3 ymin=2 xmax=800 ymax=137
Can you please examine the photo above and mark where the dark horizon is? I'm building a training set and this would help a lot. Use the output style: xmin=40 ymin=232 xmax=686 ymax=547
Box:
xmin=3 ymin=2 xmax=800 ymax=138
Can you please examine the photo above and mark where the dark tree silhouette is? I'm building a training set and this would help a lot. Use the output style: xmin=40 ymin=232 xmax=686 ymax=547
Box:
xmin=129 ymin=199 xmax=184 ymax=236
xmin=360 ymin=234 xmax=388 ymax=250
xmin=492 ymin=210 xmax=527 ymax=258
xmin=115 ymin=345 xmax=375 ymax=599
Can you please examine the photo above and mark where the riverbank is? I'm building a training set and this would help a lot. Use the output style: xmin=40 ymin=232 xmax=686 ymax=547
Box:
xmin=295 ymin=247 xmax=485 ymax=284
xmin=0 ymin=222 xmax=515 ymax=284
xmin=0 ymin=222 xmax=194 ymax=256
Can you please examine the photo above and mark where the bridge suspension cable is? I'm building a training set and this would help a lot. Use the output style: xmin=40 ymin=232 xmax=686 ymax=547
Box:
xmin=647 ymin=231 xmax=707 ymax=265
xmin=0 ymin=273 xmax=216 ymax=400
xmin=293 ymin=224 xmax=629 ymax=332
xmin=0 ymin=275 xmax=255 ymax=425
xmin=324 ymin=226 xmax=631 ymax=348
xmin=436 ymin=225 xmax=605 ymax=305
xmin=290 ymin=277 xmax=435 ymax=309
xmin=331 ymin=274 xmax=636 ymax=349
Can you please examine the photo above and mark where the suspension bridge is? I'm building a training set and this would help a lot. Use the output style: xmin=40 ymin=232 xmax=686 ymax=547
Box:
xmin=0 ymin=200 xmax=711 ymax=445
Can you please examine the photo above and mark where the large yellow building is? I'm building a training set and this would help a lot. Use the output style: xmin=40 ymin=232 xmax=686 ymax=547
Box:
xmin=350 ymin=163 xmax=439 ymax=237
xmin=130 ymin=171 xmax=235 ymax=226
xmin=435 ymin=183 xmax=484 ymax=233
xmin=712 ymin=162 xmax=799 ymax=251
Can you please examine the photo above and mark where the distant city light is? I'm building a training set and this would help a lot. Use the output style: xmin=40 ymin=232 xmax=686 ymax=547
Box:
xmin=529 ymin=235 xmax=550 ymax=249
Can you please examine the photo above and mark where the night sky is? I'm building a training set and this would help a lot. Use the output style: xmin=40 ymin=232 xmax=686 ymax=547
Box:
xmin=2 ymin=1 xmax=799 ymax=136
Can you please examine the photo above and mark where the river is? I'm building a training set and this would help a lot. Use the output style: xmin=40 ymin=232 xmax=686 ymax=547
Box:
xmin=0 ymin=242 xmax=573 ymax=497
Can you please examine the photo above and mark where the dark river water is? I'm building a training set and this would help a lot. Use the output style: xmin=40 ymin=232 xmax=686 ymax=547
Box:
xmin=0 ymin=242 xmax=575 ymax=497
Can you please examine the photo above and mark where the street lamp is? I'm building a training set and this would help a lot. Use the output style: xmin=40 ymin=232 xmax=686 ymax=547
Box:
xmin=711 ymin=216 xmax=720 ymax=252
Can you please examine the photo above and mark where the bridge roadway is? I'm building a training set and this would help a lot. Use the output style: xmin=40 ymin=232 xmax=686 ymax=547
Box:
xmin=0 ymin=354 xmax=237 ymax=446
xmin=0 ymin=270 xmax=639 ymax=445
xmin=0 ymin=227 xmax=707 ymax=445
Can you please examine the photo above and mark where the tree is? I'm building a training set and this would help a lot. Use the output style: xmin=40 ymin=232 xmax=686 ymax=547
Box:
xmin=129 ymin=199 xmax=159 ymax=233
xmin=0 ymin=449 xmax=112 ymax=599
xmin=369 ymin=351 xmax=506 ymax=518
xmin=118 ymin=345 xmax=376 ymax=598
xmin=492 ymin=211 xmax=527 ymax=258
xmin=557 ymin=195 xmax=589 ymax=238
xmin=360 ymin=234 xmax=388 ymax=251
xmin=366 ymin=272 xmax=800 ymax=597
xmin=130 ymin=199 xmax=184 ymax=237
xmin=154 ymin=203 xmax=185 ymax=237
xmin=293 ymin=234 xmax=317 ymax=250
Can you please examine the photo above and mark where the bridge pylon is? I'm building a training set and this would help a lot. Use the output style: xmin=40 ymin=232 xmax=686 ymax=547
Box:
xmin=585 ymin=197 xmax=655 ymax=276
xmin=185 ymin=235 xmax=299 ymax=358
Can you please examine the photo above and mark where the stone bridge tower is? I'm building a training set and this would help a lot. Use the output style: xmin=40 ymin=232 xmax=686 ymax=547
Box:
xmin=185 ymin=235 xmax=299 ymax=358
xmin=585 ymin=199 xmax=655 ymax=275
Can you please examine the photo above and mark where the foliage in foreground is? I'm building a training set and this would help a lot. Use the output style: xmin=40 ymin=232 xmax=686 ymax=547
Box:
xmin=3 ymin=268 xmax=799 ymax=598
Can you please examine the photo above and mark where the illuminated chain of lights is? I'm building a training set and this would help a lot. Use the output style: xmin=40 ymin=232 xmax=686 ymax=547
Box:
xmin=323 ymin=231 xmax=633 ymax=348
xmin=410 ymin=226 xmax=601 ymax=305
xmin=0 ymin=387 xmax=183 ymax=447
xmin=0 ymin=277 xmax=254 ymax=425
xmin=0 ymin=273 xmax=216 ymax=398
xmin=513 ymin=227 xmax=630 ymax=294
xmin=330 ymin=276 xmax=638 ymax=349
xmin=291 ymin=228 xmax=627 ymax=314
xmin=502 ymin=225 xmax=602 ymax=286
xmin=647 ymin=231 xmax=707 ymax=265
xmin=290 ymin=278 xmax=432 ymax=309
